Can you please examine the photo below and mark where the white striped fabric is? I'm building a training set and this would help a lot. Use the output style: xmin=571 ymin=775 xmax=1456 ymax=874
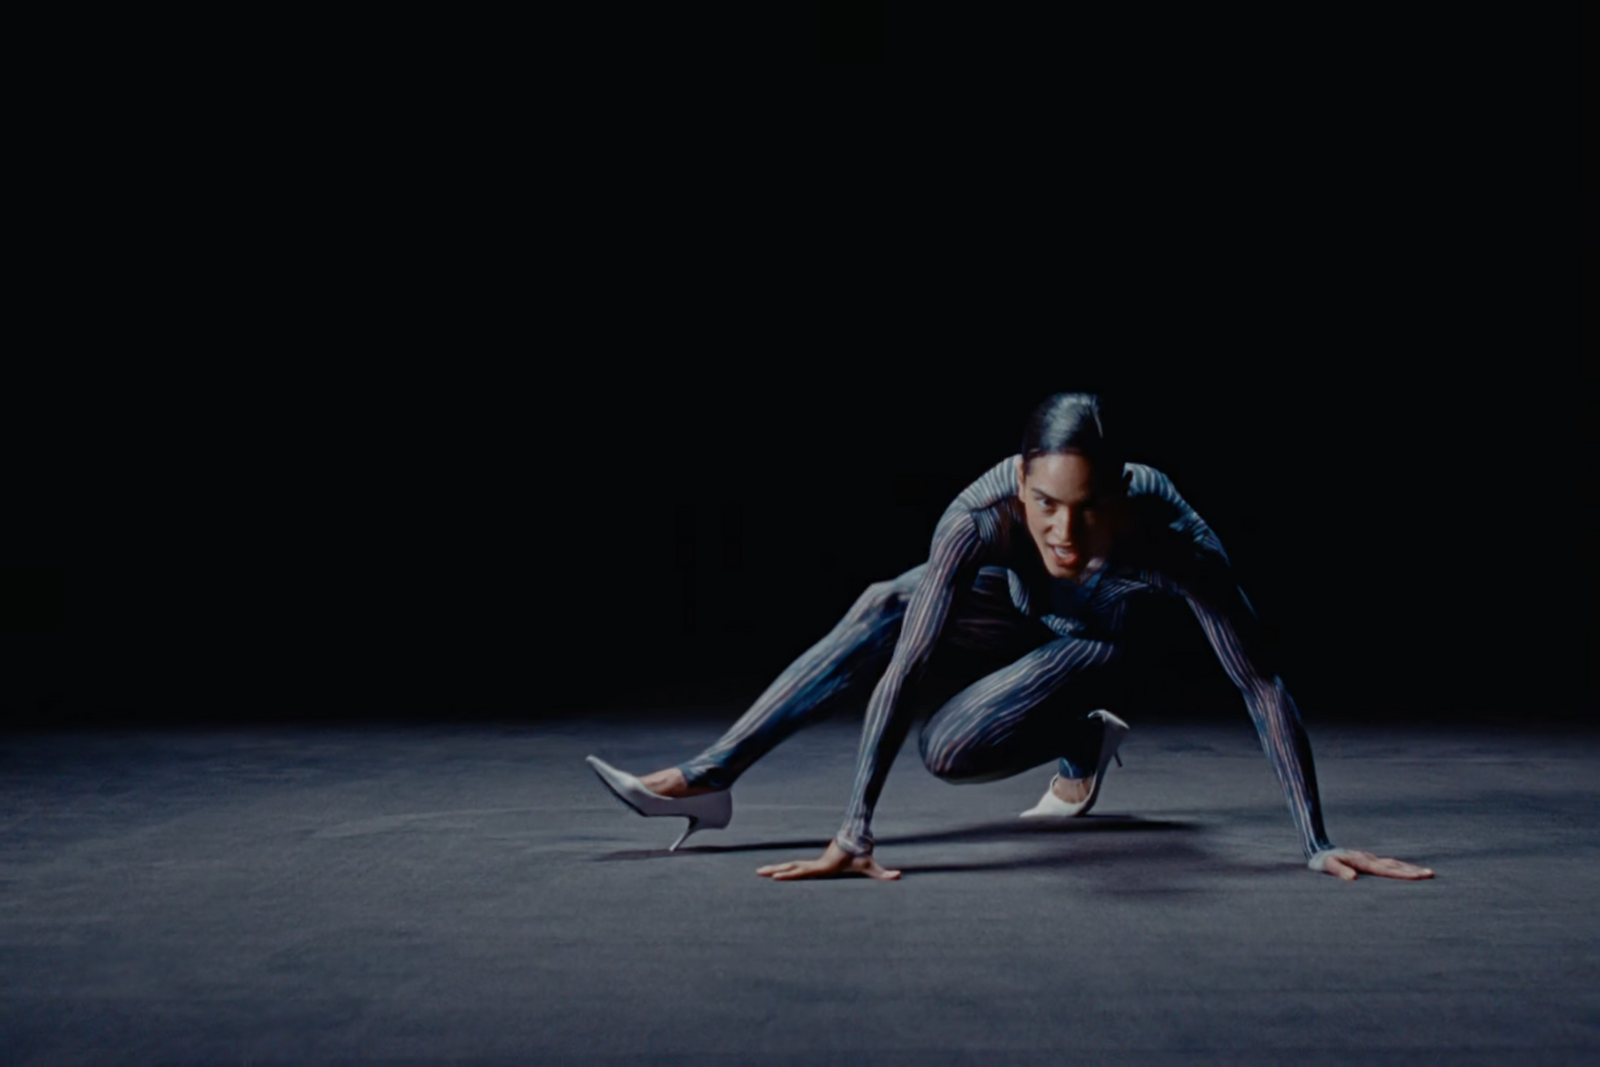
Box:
xmin=828 ymin=456 xmax=1334 ymax=860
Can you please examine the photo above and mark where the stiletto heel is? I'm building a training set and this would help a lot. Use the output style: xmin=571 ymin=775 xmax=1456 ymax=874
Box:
xmin=668 ymin=819 xmax=700 ymax=852
xmin=585 ymin=755 xmax=733 ymax=850
xmin=1020 ymin=709 xmax=1130 ymax=818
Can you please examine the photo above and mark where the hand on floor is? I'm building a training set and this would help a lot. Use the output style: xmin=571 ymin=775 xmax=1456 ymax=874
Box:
xmin=757 ymin=840 xmax=902 ymax=881
xmin=1313 ymin=848 xmax=1434 ymax=880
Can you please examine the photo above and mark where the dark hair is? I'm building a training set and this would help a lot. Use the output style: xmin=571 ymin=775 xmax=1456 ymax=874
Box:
xmin=1020 ymin=392 xmax=1125 ymax=481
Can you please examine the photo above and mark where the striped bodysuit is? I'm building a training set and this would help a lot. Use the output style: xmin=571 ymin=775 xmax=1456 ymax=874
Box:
xmin=676 ymin=456 xmax=1336 ymax=862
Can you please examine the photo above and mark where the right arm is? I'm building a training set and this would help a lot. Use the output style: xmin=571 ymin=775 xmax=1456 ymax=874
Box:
xmin=833 ymin=507 xmax=986 ymax=857
xmin=757 ymin=506 xmax=986 ymax=881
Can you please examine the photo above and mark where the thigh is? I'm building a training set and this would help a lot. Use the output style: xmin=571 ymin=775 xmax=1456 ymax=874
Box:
xmin=918 ymin=634 xmax=1127 ymax=782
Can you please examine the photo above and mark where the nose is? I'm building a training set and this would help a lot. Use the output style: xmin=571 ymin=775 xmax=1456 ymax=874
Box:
xmin=1052 ymin=506 xmax=1079 ymax=543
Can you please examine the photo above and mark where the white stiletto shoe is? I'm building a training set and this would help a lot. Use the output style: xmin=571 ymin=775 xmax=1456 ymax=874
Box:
xmin=1020 ymin=710 xmax=1130 ymax=818
xmin=585 ymin=755 xmax=733 ymax=851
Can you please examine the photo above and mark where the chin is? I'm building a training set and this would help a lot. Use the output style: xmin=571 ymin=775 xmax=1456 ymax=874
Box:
xmin=1042 ymin=558 xmax=1081 ymax=579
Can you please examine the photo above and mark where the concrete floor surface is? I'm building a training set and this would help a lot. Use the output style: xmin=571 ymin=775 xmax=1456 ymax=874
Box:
xmin=1 ymin=711 xmax=1596 ymax=1064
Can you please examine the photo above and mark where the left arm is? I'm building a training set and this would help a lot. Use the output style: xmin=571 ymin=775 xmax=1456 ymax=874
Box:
xmin=1130 ymin=464 xmax=1431 ymax=879
xmin=1163 ymin=562 xmax=1433 ymax=879
xmin=1130 ymin=464 xmax=1332 ymax=854
xmin=1166 ymin=565 xmax=1331 ymax=860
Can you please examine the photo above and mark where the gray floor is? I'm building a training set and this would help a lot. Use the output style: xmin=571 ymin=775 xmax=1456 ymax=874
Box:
xmin=1 ymin=710 xmax=1597 ymax=1065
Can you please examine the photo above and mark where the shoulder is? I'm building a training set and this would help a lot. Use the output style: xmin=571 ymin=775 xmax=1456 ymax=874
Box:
xmin=1123 ymin=462 xmax=1186 ymax=505
xmin=955 ymin=455 xmax=1021 ymax=509
xmin=934 ymin=455 xmax=1020 ymax=552
xmin=1124 ymin=462 xmax=1206 ymax=522
xmin=1120 ymin=462 xmax=1230 ymax=565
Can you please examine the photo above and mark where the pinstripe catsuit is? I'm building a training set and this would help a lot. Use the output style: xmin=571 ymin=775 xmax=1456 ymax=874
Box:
xmin=676 ymin=457 xmax=1336 ymax=862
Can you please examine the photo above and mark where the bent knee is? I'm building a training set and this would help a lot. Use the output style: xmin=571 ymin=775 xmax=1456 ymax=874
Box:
xmin=919 ymin=725 xmax=975 ymax=782
xmin=920 ymin=719 xmax=1026 ymax=785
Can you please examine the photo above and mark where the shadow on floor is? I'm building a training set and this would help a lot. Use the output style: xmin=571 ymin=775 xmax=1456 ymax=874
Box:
xmin=593 ymin=814 xmax=1198 ymax=863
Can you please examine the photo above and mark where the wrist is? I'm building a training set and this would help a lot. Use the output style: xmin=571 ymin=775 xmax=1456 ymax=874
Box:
xmin=1307 ymin=847 xmax=1355 ymax=872
xmin=833 ymin=834 xmax=870 ymax=858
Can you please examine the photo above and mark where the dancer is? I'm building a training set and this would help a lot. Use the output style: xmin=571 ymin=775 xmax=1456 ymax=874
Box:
xmin=587 ymin=393 xmax=1433 ymax=883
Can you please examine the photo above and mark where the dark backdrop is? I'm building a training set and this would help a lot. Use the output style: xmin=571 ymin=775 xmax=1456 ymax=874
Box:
xmin=4 ymin=9 xmax=1589 ymax=728
xmin=819 ymin=1 xmax=884 ymax=64
xmin=33 ymin=364 xmax=1591 ymax=728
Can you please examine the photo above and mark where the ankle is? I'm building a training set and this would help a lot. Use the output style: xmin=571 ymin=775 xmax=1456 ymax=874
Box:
xmin=1052 ymin=776 xmax=1091 ymax=804
xmin=639 ymin=768 xmax=716 ymax=798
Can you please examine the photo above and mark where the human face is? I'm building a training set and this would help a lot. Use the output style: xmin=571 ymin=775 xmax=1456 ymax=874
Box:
xmin=1015 ymin=452 xmax=1119 ymax=579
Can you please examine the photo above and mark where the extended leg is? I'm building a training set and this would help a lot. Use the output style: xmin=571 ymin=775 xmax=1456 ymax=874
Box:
xmin=671 ymin=565 xmax=927 ymax=790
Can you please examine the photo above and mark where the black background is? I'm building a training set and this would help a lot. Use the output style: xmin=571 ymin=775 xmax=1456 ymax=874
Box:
xmin=820 ymin=2 xmax=884 ymax=64
xmin=4 ymin=10 xmax=1589 ymax=729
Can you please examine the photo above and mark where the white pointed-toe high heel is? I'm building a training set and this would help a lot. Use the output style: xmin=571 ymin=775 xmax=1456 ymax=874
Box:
xmin=1020 ymin=709 xmax=1130 ymax=818
xmin=585 ymin=755 xmax=733 ymax=851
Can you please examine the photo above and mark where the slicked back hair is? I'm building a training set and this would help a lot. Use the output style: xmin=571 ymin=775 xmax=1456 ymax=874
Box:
xmin=1020 ymin=392 xmax=1126 ymax=488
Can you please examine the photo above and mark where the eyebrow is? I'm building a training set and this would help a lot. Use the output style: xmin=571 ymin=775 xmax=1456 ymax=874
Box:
xmin=1030 ymin=488 xmax=1096 ymax=506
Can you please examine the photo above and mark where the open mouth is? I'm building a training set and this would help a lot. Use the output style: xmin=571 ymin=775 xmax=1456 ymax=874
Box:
xmin=1048 ymin=544 xmax=1080 ymax=566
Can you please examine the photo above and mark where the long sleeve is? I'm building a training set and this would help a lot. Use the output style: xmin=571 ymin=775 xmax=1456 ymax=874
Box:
xmin=1159 ymin=558 xmax=1335 ymax=861
xmin=1124 ymin=462 xmax=1231 ymax=567
xmin=833 ymin=507 xmax=986 ymax=856
xmin=1127 ymin=464 xmax=1334 ymax=859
